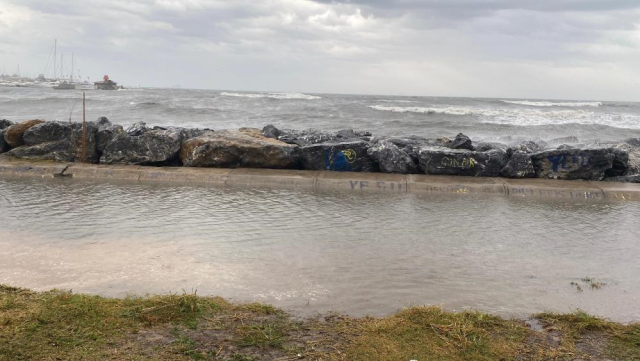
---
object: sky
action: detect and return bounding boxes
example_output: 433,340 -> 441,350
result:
1,0 -> 639,101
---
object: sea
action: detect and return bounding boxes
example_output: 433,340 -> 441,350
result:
1,87 -> 639,144
2,87 -> 640,321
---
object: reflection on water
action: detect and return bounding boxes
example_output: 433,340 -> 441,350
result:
1,177 -> 639,322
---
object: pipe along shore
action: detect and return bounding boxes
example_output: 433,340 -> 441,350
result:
2,160 -> 640,201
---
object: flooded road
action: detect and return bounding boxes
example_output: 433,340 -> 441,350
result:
1,177 -> 639,322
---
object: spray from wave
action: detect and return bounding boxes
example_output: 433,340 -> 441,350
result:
369,105 -> 473,115
500,100 -> 602,107
369,105 -> 640,129
220,92 -> 321,100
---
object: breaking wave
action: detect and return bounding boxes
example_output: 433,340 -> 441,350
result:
369,105 -> 640,130
369,105 -> 473,115
220,92 -> 321,100
379,99 -> 415,103
500,100 -> 602,107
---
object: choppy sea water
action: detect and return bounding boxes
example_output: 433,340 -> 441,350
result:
1,177 -> 639,322
1,87 -> 640,143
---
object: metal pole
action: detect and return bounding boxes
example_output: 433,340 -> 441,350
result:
82,92 -> 86,163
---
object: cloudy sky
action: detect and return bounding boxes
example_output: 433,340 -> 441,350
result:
1,0 -> 639,101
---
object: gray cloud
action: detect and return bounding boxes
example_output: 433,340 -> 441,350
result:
1,0 -> 639,101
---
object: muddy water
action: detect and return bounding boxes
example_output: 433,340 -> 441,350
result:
1,177 -> 639,322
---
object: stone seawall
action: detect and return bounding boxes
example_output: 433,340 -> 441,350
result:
1,118 -> 640,184
2,160 -> 639,201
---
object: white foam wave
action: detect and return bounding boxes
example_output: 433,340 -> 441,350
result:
220,92 -> 321,100
501,100 -> 602,107
379,99 -> 415,103
369,105 -> 640,130
369,105 -> 473,115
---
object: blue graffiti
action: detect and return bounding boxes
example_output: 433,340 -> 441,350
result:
548,153 -> 592,172
325,150 -> 351,171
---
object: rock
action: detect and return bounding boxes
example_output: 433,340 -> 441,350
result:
180,128 -> 300,169
372,136 -> 446,164
511,140 -> 547,154
548,136 -> 579,145
180,127 -> 214,140
3,121 -> 99,162
0,119 -> 14,130
300,140 -> 378,172
0,130 -> 8,153
449,133 -> 474,150
3,119 -> 45,148
604,174 -> 640,183
23,121 -> 72,146
608,142 -> 640,176
475,142 -> 508,152
100,127 -> 183,165
336,129 -> 372,141
125,121 -> 149,136
275,128 -> 372,146
530,148 -> 623,180
93,117 -> 124,154
277,129 -> 340,146
501,152 -> 536,178
262,124 -> 281,139
367,139 -> 418,174
418,147 -> 509,177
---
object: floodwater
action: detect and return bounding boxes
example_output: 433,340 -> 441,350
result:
1,177 -> 639,323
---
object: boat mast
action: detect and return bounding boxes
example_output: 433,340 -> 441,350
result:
53,39 -> 57,79
61,54 -> 64,80
71,53 -> 74,82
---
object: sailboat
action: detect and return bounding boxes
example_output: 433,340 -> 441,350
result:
53,52 -> 76,90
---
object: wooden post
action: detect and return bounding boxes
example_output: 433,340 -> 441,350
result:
82,92 -> 86,163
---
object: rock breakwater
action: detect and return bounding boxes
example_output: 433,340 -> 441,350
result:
1,118 -> 639,182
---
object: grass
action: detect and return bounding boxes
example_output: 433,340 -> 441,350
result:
1,284 -> 639,360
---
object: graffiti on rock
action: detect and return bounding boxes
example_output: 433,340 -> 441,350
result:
441,157 -> 477,168
325,149 -> 356,171
547,154 -> 594,172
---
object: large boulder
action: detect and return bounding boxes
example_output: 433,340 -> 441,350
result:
100,127 -> 183,165
262,124 -> 281,139
530,148 -> 625,180
180,128 -> 300,168
23,121 -> 72,145
511,140 -> 548,154
0,119 -> 14,130
276,128 -> 339,146
126,121 -> 149,136
2,121 -> 99,162
93,117 -> 124,154
449,133 -> 474,150
336,129 -> 372,141
474,142 -> 508,152
500,152 -> 536,178
367,139 -> 418,174
3,119 -> 45,148
418,147 -> 509,177
300,140 -> 378,172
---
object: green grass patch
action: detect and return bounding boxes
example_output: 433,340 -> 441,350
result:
1,284 -> 639,360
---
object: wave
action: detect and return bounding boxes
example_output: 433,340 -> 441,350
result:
369,105 -> 473,115
220,92 -> 321,100
369,105 -> 640,130
379,99 -> 415,103
500,100 -> 602,107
